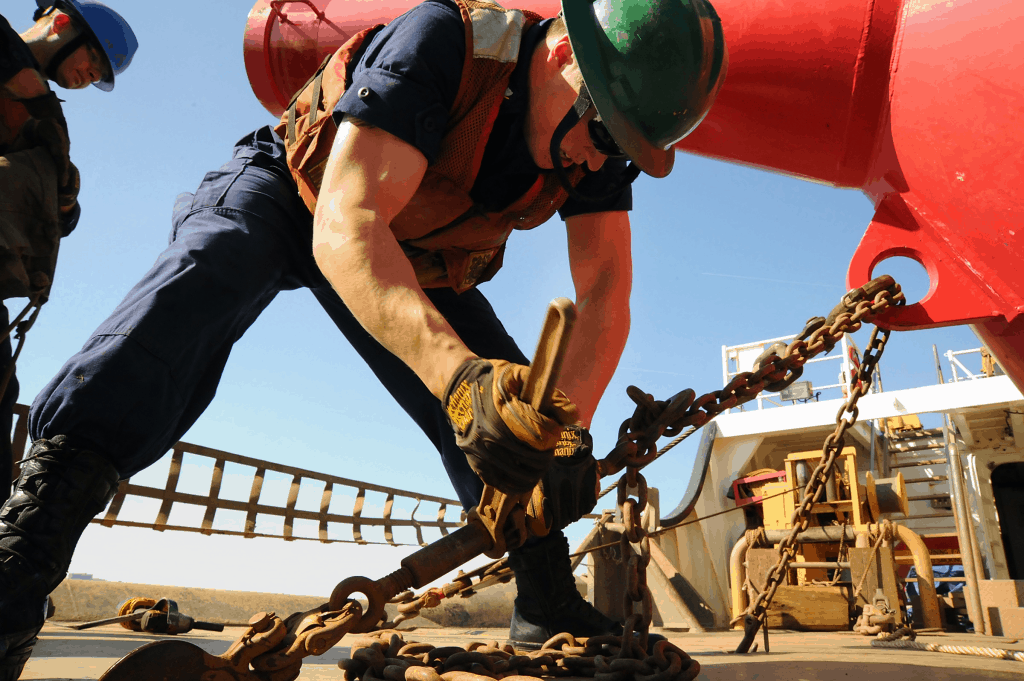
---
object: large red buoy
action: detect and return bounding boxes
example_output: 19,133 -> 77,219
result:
244,0 -> 561,117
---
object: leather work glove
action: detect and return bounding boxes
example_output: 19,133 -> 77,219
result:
531,425 -> 600,531
58,161 -> 81,236
18,92 -> 72,187
443,358 -> 578,494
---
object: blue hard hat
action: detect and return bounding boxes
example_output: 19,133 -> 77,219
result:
37,0 -> 138,91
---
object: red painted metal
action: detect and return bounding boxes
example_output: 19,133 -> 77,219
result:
731,470 -> 787,509
245,0 -> 347,117
244,0 -> 561,117
677,0 -> 906,189
243,0 -> 1024,389
676,0 -> 1024,390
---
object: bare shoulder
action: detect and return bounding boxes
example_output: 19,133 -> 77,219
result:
317,114 -> 428,221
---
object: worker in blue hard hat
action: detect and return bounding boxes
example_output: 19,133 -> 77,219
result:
0,0 -> 137,605
28,0 -> 137,91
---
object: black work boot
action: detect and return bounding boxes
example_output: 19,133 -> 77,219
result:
0,436 -> 120,680
507,529 -> 632,650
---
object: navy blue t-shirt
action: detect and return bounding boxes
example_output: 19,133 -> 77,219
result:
0,14 -> 40,86
240,0 -> 630,219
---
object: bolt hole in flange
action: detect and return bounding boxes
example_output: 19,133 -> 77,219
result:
871,255 -> 931,306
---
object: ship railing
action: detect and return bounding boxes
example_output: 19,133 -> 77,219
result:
721,332 -> 878,412
944,347 -> 1003,382
8,404 -> 466,548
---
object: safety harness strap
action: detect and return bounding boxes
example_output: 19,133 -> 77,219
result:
44,33 -> 90,83
549,86 -> 640,203
286,54 -> 334,145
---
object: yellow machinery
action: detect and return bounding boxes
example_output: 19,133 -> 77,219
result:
730,447 -> 941,633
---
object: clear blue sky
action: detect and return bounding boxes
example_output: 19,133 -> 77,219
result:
8,0 -> 981,596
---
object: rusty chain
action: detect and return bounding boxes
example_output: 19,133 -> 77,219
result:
202,275 -> 903,679
616,469 -> 655,657
338,623 -> 700,681
349,276 -> 905,631
606,464 -> 703,680
598,276 -> 903,479
733,285 -> 903,653
342,276 -> 904,668
384,557 -> 514,629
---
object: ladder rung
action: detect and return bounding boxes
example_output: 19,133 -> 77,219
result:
890,428 -> 945,438
889,441 -> 946,453
903,476 -> 948,484
908,493 -> 952,501
902,512 -> 955,519
896,553 -> 962,564
891,458 -> 948,468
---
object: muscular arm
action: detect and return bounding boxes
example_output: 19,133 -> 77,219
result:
312,118 -> 476,398
558,210 -> 633,426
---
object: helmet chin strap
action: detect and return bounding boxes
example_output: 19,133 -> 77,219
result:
44,32 -> 90,85
549,86 -> 641,203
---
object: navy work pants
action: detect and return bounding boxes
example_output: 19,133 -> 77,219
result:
28,145 -> 528,509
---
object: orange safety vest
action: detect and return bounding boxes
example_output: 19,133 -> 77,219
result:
277,0 -> 585,293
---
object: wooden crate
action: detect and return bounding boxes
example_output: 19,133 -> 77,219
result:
765,585 -> 850,631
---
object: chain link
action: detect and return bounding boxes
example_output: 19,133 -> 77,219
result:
734,290 -> 901,653
348,277 -> 904,655
338,628 -> 702,681
616,469 -> 656,659
383,558 -> 515,629
599,277 -> 904,479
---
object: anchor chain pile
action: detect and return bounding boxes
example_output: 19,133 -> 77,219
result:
339,629 -> 699,681
336,423 -> 700,681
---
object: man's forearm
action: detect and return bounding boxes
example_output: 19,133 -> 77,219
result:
311,120 -> 476,399
557,293 -> 630,427
312,208 -> 475,399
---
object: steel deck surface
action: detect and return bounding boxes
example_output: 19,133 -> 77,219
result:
21,623 -> 1024,680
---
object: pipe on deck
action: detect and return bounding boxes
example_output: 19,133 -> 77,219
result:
729,533 -> 749,626
888,523 -> 941,630
729,524 -> 941,630
946,439 -> 987,634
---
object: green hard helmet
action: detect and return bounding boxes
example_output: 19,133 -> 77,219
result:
563,0 -> 728,178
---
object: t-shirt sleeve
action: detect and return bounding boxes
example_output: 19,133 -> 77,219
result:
335,0 -> 466,164
0,15 -> 40,86
558,157 -> 634,219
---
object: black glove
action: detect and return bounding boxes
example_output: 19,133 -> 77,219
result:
58,161 -> 80,236
443,358 -> 578,494
532,425 -> 600,531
